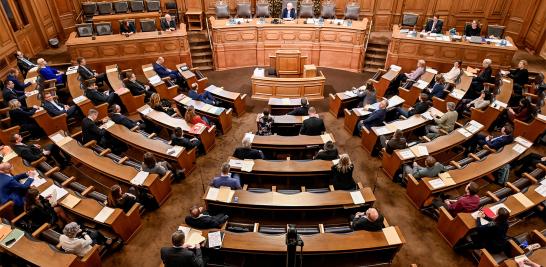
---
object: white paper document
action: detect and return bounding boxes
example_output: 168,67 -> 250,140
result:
166,146 -> 183,156
350,191 -> 365,204
94,206 -> 115,223
457,128 -> 472,138
73,95 -> 87,104
514,137 -> 532,148
130,171 -> 149,186
390,65 -> 401,71
535,184 -> 546,197
399,149 -> 414,160
241,160 -> 254,172
205,187 -> 219,201
512,144 -> 526,154
428,178 -> 445,189
374,126 -> 389,136
421,112 -> 433,121
320,134 -> 333,143
244,133 -> 255,143
40,184 -> 68,204
208,231 -> 223,248
228,159 -> 243,168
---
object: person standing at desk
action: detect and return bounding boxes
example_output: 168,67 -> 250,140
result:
161,14 -> 177,31
465,20 -> 481,37
424,15 -> 443,34
282,2 -> 296,20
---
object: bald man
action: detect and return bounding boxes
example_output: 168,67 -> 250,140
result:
152,57 -> 182,85
351,208 -> 385,231
0,162 -> 35,211
37,58 -> 65,85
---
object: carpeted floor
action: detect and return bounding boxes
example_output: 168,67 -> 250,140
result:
99,66 -> 546,267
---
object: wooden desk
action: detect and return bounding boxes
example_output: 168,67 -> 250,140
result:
91,12 -> 161,33
432,71 -> 473,112
104,122 -> 197,175
142,64 -> 179,100
248,133 -> 334,159
398,68 -> 437,107
256,114 -> 305,136
514,113 -> 546,143
387,25 -> 517,73
66,67 -> 109,119
173,94 -> 232,134
328,90 -> 362,118
205,85 -> 246,116
503,249 -> 546,267
137,105 -> 216,153
381,121 -> 485,179
373,67 -> 401,98
229,158 -> 333,188
175,64 -> 208,92
105,64 -> 145,114
66,24 -> 191,75
268,97 -> 303,115
210,18 -> 369,72
407,141 -> 531,208
251,71 -> 325,100
343,95 -> 405,135
49,134 -> 171,205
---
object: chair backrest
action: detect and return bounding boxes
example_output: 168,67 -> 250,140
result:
344,3 -> 359,20
140,19 -> 156,32
97,2 -> 113,15
237,2 -> 252,18
146,0 -> 160,12
82,2 -> 97,15
95,22 -> 112,36
487,25 -> 505,38
114,1 -> 129,13
130,0 -> 144,12
402,13 -> 419,27
255,2 -> 270,18
215,1 -> 229,19
299,3 -> 314,18
76,23 -> 94,37
165,1 -> 177,10
321,2 -> 335,19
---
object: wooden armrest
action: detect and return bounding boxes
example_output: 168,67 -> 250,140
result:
81,186 -> 94,196
44,166 -> 60,177
71,130 -> 82,138
253,223 -> 259,232
271,186 -> 277,192
118,156 -> 129,164
483,145 -> 496,153
31,223 -> 51,238
329,185 -> 335,191
523,172 -> 538,184
439,129 -> 448,135
242,184 -> 248,191
44,78 -> 56,84
11,211 -> 27,224
450,161 -> 462,169
160,171 -> 172,182
538,163 -> 546,172
530,230 -> 546,246
486,191 -> 500,202
318,224 -> 325,233
421,135 -> 431,142
130,125 -> 139,131
478,249 -> 498,267
329,94 -> 335,100
300,186 -> 305,192
455,121 -> 463,128
148,132 -> 157,139
468,153 -> 480,161
83,140 -> 96,148
161,77 -> 171,82
506,182 -> 520,193
30,156 -> 47,167
240,94 -> 247,100
0,201 -> 15,217
357,182 -> 364,189
80,244 -> 101,263
121,69 -> 133,74
508,239 -> 525,256
99,148 -> 111,156
61,176 -> 76,187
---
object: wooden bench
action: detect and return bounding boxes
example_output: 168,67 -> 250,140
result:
141,64 -> 179,100
205,85 -> 246,116
343,95 -> 404,135
173,94 -> 232,134
398,68 -> 437,108
470,77 -> 513,130
105,64 -> 145,114
372,66 -> 401,98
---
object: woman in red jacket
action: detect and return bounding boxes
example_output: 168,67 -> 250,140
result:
184,105 -> 210,128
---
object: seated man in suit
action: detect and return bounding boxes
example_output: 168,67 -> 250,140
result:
465,20 -> 481,36
380,129 -> 407,155
469,59 -> 493,98
10,133 -> 70,167
170,127 -> 201,150
6,68 -> 33,92
424,15 -> 443,34
152,57 -> 182,85
3,80 -> 26,107
426,102 -> 457,138
185,205 -> 228,229
282,2 -> 296,20
0,162 -> 35,212
395,93 -> 431,118
211,162 -> 241,190
403,156 -> 446,182
160,230 -> 204,267
467,124 -> 514,153
161,14 -> 176,31
15,51 -> 37,77
351,208 -> 385,232
77,57 -> 107,85
42,91 -> 82,120
125,72 -> 153,101
357,99 -> 388,134
109,104 -> 144,130
300,107 -> 325,136
188,83 -> 217,105
37,58 -> 65,85
431,182 -> 480,216
82,109 -> 127,155
287,98 -> 309,116
386,60 -> 426,96
84,80 -> 119,106
233,136 -> 264,160
314,141 -> 339,160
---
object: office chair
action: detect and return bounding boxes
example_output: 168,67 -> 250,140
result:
76,23 -> 94,37
236,1 -> 252,18
320,1 -> 335,19
140,19 -> 157,32
95,22 -> 113,36
344,2 -> 359,20
146,0 -> 161,12
97,2 -> 113,15
402,13 -> 419,27
255,0 -> 271,18
487,25 -> 505,38
130,0 -> 145,12
299,2 -> 314,19
113,1 -> 129,13
215,0 -> 230,19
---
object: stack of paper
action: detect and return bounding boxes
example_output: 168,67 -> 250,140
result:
398,149 -> 415,160
512,144 -> 526,154
208,231 -> 223,248
470,210 -> 489,225
415,80 -> 429,89
0,228 -> 24,248
241,159 -> 254,172
438,172 -> 455,186
350,191 -> 365,204
344,91 -> 357,97
244,133 -> 255,143
202,104 -> 213,112
40,185 -> 68,204
492,100 -> 508,109
320,134 -> 333,143
179,97 -> 191,105
205,187 -> 219,201
73,95 -> 87,104
177,226 -> 206,245
281,98 -> 291,105
217,186 -> 235,203
382,226 -> 402,245
94,206 -> 115,223
228,159 -> 243,168
166,146 -> 183,156
450,89 -> 465,99
534,184 -> 546,197
209,106 -> 220,114
512,192 -> 533,208
30,177 -> 47,187
100,120 -> 115,129
149,75 -> 162,84
489,203 -> 511,215
465,124 -> 480,134
130,171 -> 149,186
410,145 -> 428,157
141,107 -> 152,115
374,126 -> 389,136
390,65 -> 402,71
207,86 -> 223,94
61,194 -> 81,208
421,112 -> 433,121
429,178 -> 445,189
514,137 -> 532,148
253,68 -> 265,77
457,128 -> 472,138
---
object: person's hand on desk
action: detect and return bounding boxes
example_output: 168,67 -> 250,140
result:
519,259 -> 541,267
485,135 -> 492,141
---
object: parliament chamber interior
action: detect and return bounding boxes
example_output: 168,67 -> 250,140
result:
1,0 -> 546,266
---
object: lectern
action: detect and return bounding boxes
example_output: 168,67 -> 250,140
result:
269,50 -> 307,78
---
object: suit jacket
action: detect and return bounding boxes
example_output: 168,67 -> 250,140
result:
160,247 -> 204,267
110,113 -> 137,129
425,20 -> 443,33
211,175 -> 241,189
487,134 -> 513,150
152,63 -> 176,78
508,68 -> 529,86
85,89 -> 111,105
281,8 -> 296,19
300,117 -> 325,136
362,108 -> 387,130
185,213 -> 228,229
385,138 -> 407,154
188,90 -> 206,102
475,67 -> 493,84
434,110 -> 458,132
465,25 -> 481,36
77,65 -> 95,81
17,57 -> 36,75
315,148 -> 339,160
3,88 -> 25,105
43,100 -> 67,116
12,143 -> 44,163
0,172 -> 33,207
6,74 -> 31,92
287,106 -> 309,116
357,90 -> 377,107
430,83 -> 446,98
161,19 -> 176,31
352,214 -> 385,231
408,101 -> 431,117
120,22 -> 136,33
9,108 -> 37,126
126,80 -> 147,96
82,117 -> 105,144
39,66 -> 62,84
232,147 -> 264,160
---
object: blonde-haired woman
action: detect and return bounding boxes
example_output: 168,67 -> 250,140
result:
331,154 -> 356,190
8,99 -> 44,140
184,105 -> 211,129
148,93 -> 176,116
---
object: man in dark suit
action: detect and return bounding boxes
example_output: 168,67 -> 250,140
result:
351,208 -> 385,231
42,91 -> 81,120
468,124 -> 514,153
82,109 -> 127,154
314,141 -> 339,160
0,162 -> 34,212
185,205 -> 228,229
281,2 -> 296,19
15,51 -> 37,77
287,98 -> 309,116
232,136 -> 264,159
160,230 -> 204,267
300,107 -> 325,136
357,99 -> 388,133
424,15 -> 443,34
152,57 -> 182,85
6,68 -> 33,92
465,20 -> 481,36
84,81 -> 118,106
10,133 -> 69,167
125,72 -> 153,101
469,58 -> 493,98
109,104 -> 143,130
77,57 -> 107,85
3,80 -> 26,106
161,14 -> 176,31
189,83 -> 217,105
395,93 -> 431,118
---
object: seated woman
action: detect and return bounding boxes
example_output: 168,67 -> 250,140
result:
507,98 -> 536,123
456,90 -> 492,117
454,207 -> 510,254
184,105 -> 211,129
20,188 -> 69,231
256,109 -> 274,136
331,154 -> 356,190
357,82 -> 377,108
59,222 -> 108,257
508,60 -> 529,95
429,75 -> 448,99
8,99 -> 45,141
106,184 -> 139,213
148,93 -> 176,116
120,20 -> 135,35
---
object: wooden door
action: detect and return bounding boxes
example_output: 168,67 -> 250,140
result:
523,0 -> 546,53
504,0 -> 537,45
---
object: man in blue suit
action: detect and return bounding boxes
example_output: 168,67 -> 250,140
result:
152,57 -> 182,86
37,58 -> 65,85
0,162 -> 34,212
188,83 -> 216,105
468,124 -> 514,153
357,99 -> 388,135
281,2 -> 296,19
6,68 -> 33,92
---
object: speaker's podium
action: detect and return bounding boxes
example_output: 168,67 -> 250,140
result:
252,49 -> 325,100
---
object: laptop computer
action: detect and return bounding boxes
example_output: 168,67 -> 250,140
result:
469,36 -> 483,44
